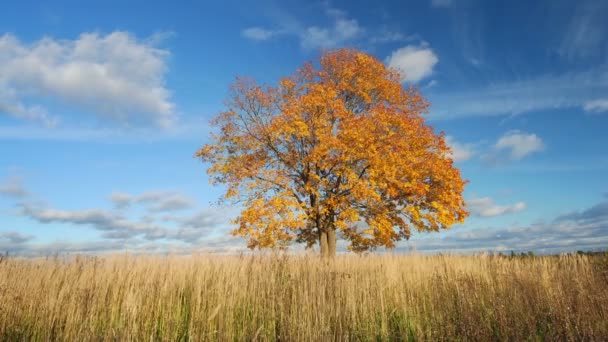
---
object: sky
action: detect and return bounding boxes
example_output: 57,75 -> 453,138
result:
1,0 -> 607,256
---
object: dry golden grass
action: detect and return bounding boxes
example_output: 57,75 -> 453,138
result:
1,253 -> 607,341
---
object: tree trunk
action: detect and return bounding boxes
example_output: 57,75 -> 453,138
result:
319,231 -> 328,258
327,228 -> 336,258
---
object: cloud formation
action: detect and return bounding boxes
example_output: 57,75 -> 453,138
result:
300,17 -> 363,50
20,199 -> 229,243
0,176 -> 28,198
494,131 -> 544,160
583,99 -> 608,113
0,231 -> 35,254
242,4 -> 365,50
241,4 -> 424,52
0,231 -> 33,244
409,197 -> 608,254
110,191 -> 195,212
429,68 -> 608,119
558,0 -> 608,60
8,197 -> 608,256
20,204 -> 167,240
368,30 -> 410,45
0,235 -> 248,256
0,32 -> 175,127
445,136 -> 475,162
386,45 -> 438,83
468,197 -> 526,217
242,27 -> 277,41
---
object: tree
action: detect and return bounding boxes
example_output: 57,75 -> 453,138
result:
196,49 -> 468,258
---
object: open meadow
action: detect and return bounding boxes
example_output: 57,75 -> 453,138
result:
1,253 -> 607,341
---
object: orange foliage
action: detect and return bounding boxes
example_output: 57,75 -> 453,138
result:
196,49 -> 468,253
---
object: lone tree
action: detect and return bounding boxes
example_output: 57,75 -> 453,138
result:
196,49 -> 468,257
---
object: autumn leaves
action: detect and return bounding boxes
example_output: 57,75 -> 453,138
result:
197,49 -> 468,257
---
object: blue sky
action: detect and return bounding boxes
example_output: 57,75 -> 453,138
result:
1,0 -> 607,255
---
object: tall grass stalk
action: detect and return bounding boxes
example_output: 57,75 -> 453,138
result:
1,253 -> 607,340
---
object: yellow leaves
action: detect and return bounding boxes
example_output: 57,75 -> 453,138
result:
198,48 -> 469,253
194,144 -> 213,160
279,78 -> 295,92
291,119 -> 310,137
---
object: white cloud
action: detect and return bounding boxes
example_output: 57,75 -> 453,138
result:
110,190 -> 195,212
242,27 -> 277,41
445,136 -> 475,162
558,0 -> 608,60
242,4 -> 366,51
20,200 -> 221,242
424,80 -> 438,89
0,180 -> 252,254
468,197 -> 526,217
0,97 -> 56,127
431,0 -> 453,8
110,192 -> 132,209
299,2 -> 363,50
369,31 -> 409,44
583,99 -> 608,113
1,235 -> 248,256
0,117 -> 211,142
301,18 -> 362,50
495,131 -> 544,160
5,175 -> 608,255
429,68 -> 608,120
0,32 -> 175,127
0,231 -> 33,244
407,197 -> 608,254
137,191 -> 195,212
386,45 -> 438,83
20,204 -> 164,240
0,176 -> 27,198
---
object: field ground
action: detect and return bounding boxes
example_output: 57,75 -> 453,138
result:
1,253 -> 607,341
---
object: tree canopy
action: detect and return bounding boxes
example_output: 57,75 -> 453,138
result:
196,49 -> 468,257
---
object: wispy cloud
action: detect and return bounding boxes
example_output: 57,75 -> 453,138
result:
3,181 -> 608,255
368,30 -> 411,45
0,176 -> 28,198
111,191 -> 195,212
445,136 -> 475,162
0,231 -> 33,244
556,197 -> 608,224
386,44 -> 439,83
0,231 -> 35,254
20,200 -> 229,243
0,32 -> 175,128
468,197 -> 526,218
20,203 -> 167,240
443,131 -> 545,166
242,27 -> 278,41
0,117 -> 210,142
450,5 -> 484,65
0,181 -> 243,255
243,4 -> 368,51
558,0 -> 608,60
408,197 -> 608,254
494,131 -> 544,160
3,179 -> 232,245
110,192 -> 132,209
429,68 -> 608,119
481,131 -> 545,165
243,4 -> 426,52
583,98 -> 608,113
0,235 -> 248,256
300,17 -> 363,50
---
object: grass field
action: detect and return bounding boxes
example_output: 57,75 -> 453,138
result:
1,253 -> 607,341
